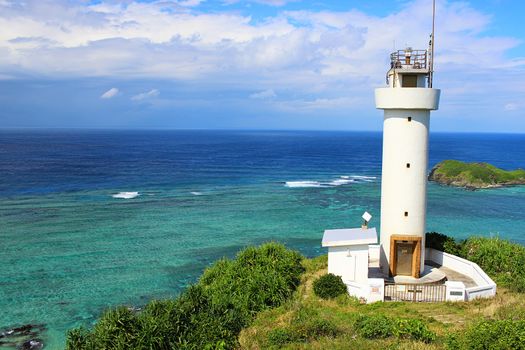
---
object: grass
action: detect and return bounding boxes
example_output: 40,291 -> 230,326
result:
239,254 -> 525,349
429,159 -> 525,189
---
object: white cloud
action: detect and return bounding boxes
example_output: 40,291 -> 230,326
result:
100,87 -> 119,99
250,89 -> 276,99
223,0 -> 297,6
0,0 -> 524,123
504,103 -> 519,111
131,89 -> 160,101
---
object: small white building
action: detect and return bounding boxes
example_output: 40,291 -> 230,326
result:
322,227 -> 377,283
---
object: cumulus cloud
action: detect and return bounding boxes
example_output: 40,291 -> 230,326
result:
250,89 -> 276,99
131,89 -> 160,101
504,103 -> 519,111
223,0 -> 298,6
100,87 -> 119,99
0,0 -> 524,122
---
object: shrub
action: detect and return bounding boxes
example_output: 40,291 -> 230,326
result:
354,314 -> 395,339
395,318 -> 436,343
66,242 -> 305,350
462,237 -> 525,292
313,273 -> 347,299
354,314 -> 435,343
267,328 -> 300,347
447,319 -> 525,350
301,319 -> 339,338
425,232 -> 464,255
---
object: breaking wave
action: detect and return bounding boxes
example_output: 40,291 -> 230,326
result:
284,175 -> 377,188
190,191 -> 203,196
285,181 -> 323,188
112,191 -> 140,199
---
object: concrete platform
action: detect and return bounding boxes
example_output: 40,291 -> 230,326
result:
367,258 -> 478,287
389,265 -> 446,284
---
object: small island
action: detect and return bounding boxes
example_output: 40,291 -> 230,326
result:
429,159 -> 525,189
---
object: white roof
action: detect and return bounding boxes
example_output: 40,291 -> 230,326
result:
322,227 -> 378,247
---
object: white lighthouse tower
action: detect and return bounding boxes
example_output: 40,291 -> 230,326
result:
375,46 -> 440,277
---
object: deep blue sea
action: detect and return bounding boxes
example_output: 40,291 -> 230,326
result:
1,130 -> 524,349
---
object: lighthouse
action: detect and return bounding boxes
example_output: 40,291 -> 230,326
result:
375,47 -> 440,278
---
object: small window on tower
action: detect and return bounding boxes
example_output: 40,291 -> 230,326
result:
404,211 -> 409,217
408,117 -> 412,122
406,163 -> 411,168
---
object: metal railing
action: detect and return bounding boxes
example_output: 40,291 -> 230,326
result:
384,282 -> 446,302
390,49 -> 428,69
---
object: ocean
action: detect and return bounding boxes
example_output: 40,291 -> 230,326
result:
1,130 -> 524,349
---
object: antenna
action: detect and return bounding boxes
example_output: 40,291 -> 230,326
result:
429,0 -> 436,87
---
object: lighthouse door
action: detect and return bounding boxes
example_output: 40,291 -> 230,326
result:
396,242 -> 415,276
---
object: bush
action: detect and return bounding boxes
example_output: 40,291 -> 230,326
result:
447,319 -> 525,350
313,273 -> 347,299
425,232 -> 464,255
354,314 -> 395,339
462,237 -> 525,292
395,318 -> 436,343
66,242 -> 305,350
267,328 -> 300,347
266,316 -> 339,346
354,314 -> 435,343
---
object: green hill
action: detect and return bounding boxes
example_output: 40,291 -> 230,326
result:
62,236 -> 525,350
428,160 -> 525,189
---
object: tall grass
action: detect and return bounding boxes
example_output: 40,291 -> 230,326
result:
66,242 -> 304,349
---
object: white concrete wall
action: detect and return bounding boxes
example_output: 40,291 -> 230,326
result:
445,281 -> 466,302
426,248 -> 497,300
328,245 -> 369,283
345,278 -> 385,303
375,88 -> 440,110
379,109 -> 430,275
368,244 -> 380,262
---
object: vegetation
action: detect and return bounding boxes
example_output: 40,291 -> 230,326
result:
66,235 -> 525,349
425,232 -> 463,256
313,273 -> 348,299
354,314 -> 435,343
65,242 -> 304,349
241,236 -> 525,349
447,319 -> 525,350
428,159 -> 525,189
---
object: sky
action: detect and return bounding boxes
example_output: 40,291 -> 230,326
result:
0,0 -> 524,132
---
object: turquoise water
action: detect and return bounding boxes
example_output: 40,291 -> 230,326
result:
0,130 -> 524,349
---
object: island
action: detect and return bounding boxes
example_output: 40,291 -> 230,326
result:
428,159 -> 525,189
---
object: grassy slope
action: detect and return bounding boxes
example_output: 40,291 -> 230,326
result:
239,255 -> 525,349
429,160 -> 525,189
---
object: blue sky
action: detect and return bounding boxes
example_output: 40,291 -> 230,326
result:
0,0 -> 524,132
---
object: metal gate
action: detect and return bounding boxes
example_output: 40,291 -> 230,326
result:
384,283 -> 446,302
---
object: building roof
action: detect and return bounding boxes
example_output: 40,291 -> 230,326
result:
322,227 -> 378,247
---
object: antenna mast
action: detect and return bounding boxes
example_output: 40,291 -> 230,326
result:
429,0 -> 436,87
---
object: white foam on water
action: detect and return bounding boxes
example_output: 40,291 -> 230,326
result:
350,175 -> 377,180
327,178 -> 355,186
285,181 -> 322,188
190,191 -> 203,196
112,191 -> 140,199
285,175 -> 377,188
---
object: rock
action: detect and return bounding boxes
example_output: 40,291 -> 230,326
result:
20,339 -> 43,350
0,324 -> 45,349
